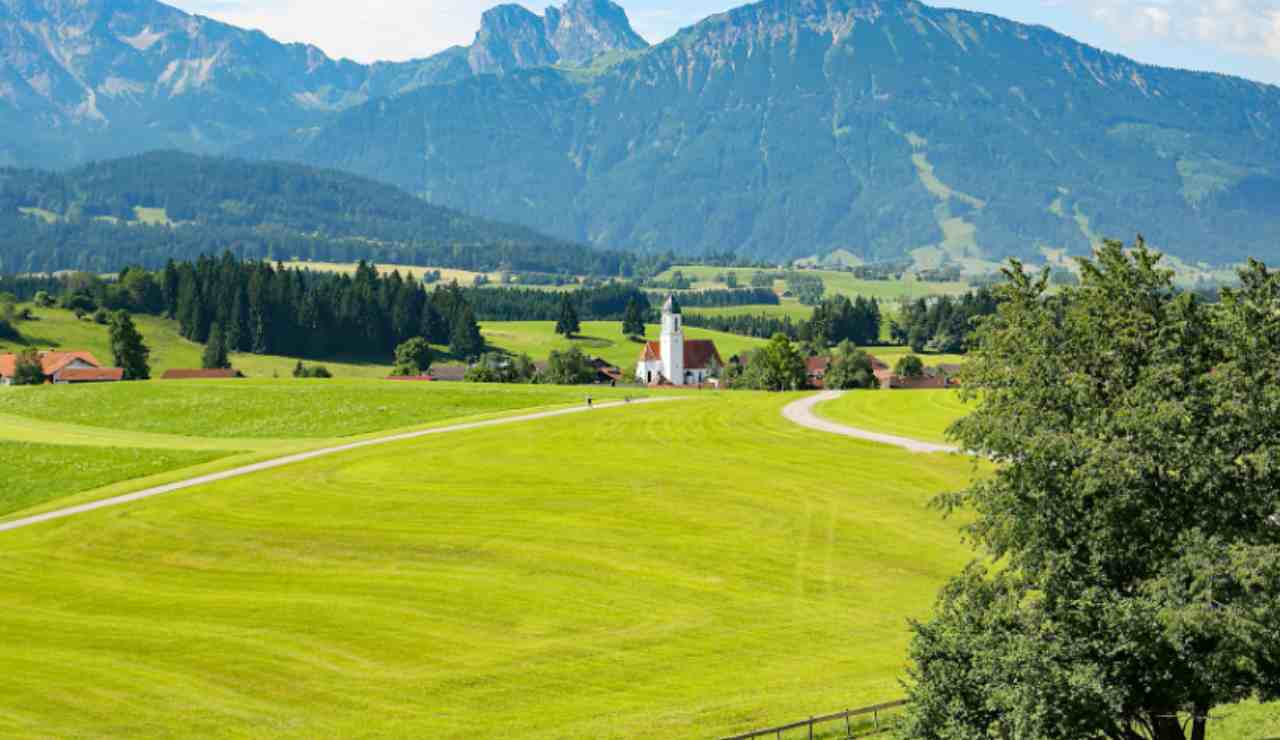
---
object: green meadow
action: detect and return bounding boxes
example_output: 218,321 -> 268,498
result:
479,320 -> 767,367
815,390 -> 972,444
0,392 -> 978,738
657,265 -> 970,301
0,380 -> 1274,736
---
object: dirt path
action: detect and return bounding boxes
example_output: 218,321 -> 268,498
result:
0,398 -> 674,535
782,391 -> 960,454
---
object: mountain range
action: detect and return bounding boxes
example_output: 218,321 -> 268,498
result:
3,0 -> 1280,269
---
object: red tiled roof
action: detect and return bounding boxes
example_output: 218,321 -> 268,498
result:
0,350 -> 102,378
806,357 -> 830,374
58,367 -> 124,383
638,340 -> 723,370
866,354 -> 890,371
160,369 -> 244,380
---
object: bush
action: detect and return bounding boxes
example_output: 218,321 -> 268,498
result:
93,308 -> 111,325
292,361 -> 332,378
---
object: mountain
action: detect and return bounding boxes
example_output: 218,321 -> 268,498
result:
0,151 -> 634,275
0,0 -> 645,167
263,0 -> 1280,268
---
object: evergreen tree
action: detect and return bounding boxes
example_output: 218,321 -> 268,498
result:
622,297 -> 646,338
109,310 -> 150,380
555,294 -> 580,337
201,322 -> 231,369
449,303 -> 484,360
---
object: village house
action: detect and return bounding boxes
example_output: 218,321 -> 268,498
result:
0,351 -> 123,386
635,295 -> 724,386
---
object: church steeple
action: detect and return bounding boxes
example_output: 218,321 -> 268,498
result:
660,293 -> 684,383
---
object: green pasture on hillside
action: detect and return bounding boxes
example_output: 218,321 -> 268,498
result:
657,265 -> 970,301
815,390 -> 972,444
685,301 -> 814,321
479,320 -> 768,368
0,393 -> 978,738
1,306 -> 392,378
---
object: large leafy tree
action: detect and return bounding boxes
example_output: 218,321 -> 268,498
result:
393,337 -> 433,377
11,348 -> 45,385
737,333 -> 807,391
903,240 -> 1280,740
823,341 -> 877,390
109,310 -> 151,380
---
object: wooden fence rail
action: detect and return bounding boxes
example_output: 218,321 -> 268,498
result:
719,699 -> 908,740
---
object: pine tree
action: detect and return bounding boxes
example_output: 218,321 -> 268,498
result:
202,322 -> 231,369
449,303 -> 484,360
555,294 -> 580,337
622,297 -> 646,338
109,310 -> 151,380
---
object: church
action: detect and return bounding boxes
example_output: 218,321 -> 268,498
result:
635,295 -> 724,386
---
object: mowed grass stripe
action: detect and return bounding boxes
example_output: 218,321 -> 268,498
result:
0,394 -> 976,738
814,390 -> 972,445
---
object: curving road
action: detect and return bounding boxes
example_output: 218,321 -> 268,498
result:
782,391 -> 960,454
0,398 -> 675,535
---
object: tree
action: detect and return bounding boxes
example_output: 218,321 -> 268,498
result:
449,303 -> 484,361
201,322 -> 231,370
543,346 -> 596,385
894,354 -> 924,378
109,310 -> 151,380
393,337 -> 433,376
622,297 -> 646,339
903,240 -> 1280,740
11,349 -> 45,385
555,294 -> 580,337
736,334 -> 806,391
32,291 -> 53,308
823,341 -> 877,389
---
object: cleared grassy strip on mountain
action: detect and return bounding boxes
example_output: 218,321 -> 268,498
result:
814,390 -> 971,445
479,320 -> 768,368
0,379 -> 648,440
0,440 -> 228,517
1,306 -> 392,378
0,393 -> 976,738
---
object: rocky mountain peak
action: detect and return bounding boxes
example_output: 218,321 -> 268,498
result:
468,0 -> 647,75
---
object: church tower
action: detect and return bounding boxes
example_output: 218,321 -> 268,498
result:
660,294 -> 685,385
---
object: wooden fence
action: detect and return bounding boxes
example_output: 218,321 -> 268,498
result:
719,700 -> 908,740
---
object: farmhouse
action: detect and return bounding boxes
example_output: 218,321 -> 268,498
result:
635,295 -> 723,386
0,351 -> 122,385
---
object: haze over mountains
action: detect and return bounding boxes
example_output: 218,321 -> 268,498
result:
2,0 -> 1279,269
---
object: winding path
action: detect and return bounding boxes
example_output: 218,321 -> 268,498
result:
782,391 -> 960,454
0,398 -> 674,535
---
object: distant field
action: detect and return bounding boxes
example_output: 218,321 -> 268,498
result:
284,260 -> 579,291
1,306 -> 392,378
0,393 -> 978,738
480,320 -> 768,368
685,301 -> 813,321
815,389 -> 971,444
657,265 -> 970,301
0,379 -> 643,440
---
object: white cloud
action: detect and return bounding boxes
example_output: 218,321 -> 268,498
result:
171,0 -> 527,62
1055,0 -> 1280,60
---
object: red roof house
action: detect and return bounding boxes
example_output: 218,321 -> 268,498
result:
0,351 -> 117,385
57,367 -> 126,383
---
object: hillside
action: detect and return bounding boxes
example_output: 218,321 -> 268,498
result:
0,0 -> 645,167
0,152 -> 628,275
270,0 -> 1280,268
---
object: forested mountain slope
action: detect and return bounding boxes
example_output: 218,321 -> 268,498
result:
269,0 -> 1280,266
0,0 -> 645,166
0,152 -> 629,275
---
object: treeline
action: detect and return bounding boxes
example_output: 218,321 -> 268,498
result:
461,283 -> 652,321
891,290 -> 1000,353
684,295 -> 883,347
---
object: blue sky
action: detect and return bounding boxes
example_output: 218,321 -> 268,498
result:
173,0 -> 1280,85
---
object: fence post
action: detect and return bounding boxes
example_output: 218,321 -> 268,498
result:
874,710 -> 879,730
809,716 -> 814,740
845,709 -> 852,738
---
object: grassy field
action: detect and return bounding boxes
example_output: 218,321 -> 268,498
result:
685,301 -> 814,321
480,320 -> 768,368
815,390 -> 972,444
0,392 -> 979,738
657,265 -> 970,301
0,379 -> 647,440
1,306 -> 392,378
0,440 -> 228,516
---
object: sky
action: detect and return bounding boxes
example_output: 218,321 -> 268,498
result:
171,0 -> 1280,86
